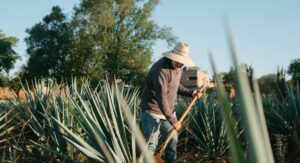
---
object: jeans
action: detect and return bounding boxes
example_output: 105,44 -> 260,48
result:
140,110 -> 178,161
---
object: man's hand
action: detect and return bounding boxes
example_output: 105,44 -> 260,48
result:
173,121 -> 181,131
193,88 -> 204,99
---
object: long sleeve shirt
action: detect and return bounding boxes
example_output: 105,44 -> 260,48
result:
140,57 -> 193,125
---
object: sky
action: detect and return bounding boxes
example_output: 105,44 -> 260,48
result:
1,0 -> 300,79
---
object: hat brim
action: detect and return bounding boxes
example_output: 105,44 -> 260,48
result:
162,51 -> 195,66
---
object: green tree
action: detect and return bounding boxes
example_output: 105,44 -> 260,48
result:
257,73 -> 277,95
222,67 -> 235,86
220,67 -> 235,99
23,6 -> 73,80
71,0 -> 177,85
220,64 -> 254,98
287,58 -> 300,87
0,30 -> 20,76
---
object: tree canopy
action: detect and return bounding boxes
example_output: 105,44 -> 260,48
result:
0,30 -> 20,75
287,58 -> 300,86
23,0 -> 177,86
71,0 -> 177,85
23,6 -> 73,80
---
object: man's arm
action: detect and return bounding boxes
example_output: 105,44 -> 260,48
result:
178,84 -> 204,99
177,84 -> 194,97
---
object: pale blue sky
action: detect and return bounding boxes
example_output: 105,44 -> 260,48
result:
1,0 -> 299,79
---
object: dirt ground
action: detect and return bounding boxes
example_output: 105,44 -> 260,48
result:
177,148 -> 232,163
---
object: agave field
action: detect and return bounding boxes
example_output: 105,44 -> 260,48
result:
1,33 -> 300,163
0,72 -> 300,163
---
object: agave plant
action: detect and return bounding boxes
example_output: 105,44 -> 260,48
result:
172,89 -> 242,163
52,79 -> 154,163
263,83 -> 300,162
0,102 -> 15,145
197,20 -> 275,163
186,91 -> 242,161
11,79 -> 77,162
0,101 -> 21,162
8,78 -> 154,162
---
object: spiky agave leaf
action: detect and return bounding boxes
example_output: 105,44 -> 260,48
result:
53,79 -> 154,163
263,83 -> 300,161
224,19 -> 274,163
12,79 -> 75,161
187,93 -> 241,159
209,53 -> 245,163
0,100 -> 27,161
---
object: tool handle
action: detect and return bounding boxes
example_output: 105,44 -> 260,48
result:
178,96 -> 198,123
156,96 -> 198,157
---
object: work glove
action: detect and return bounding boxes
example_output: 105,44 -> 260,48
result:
173,121 -> 181,131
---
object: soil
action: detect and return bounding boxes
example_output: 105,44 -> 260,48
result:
177,148 -> 232,163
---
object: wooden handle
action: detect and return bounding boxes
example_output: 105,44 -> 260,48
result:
155,96 -> 198,157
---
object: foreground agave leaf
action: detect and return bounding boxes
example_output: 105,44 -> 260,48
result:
209,54 -> 245,163
223,20 -> 274,163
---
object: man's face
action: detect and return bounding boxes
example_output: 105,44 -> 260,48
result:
171,60 -> 184,69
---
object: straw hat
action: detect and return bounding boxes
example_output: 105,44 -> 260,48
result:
162,42 -> 195,66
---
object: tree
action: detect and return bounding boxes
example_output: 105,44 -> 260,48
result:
220,67 -> 235,99
220,64 -> 254,99
23,1 -> 177,86
257,73 -> 277,95
71,0 -> 177,85
23,6 -> 73,81
221,67 -> 234,85
0,30 -> 20,76
287,58 -> 300,87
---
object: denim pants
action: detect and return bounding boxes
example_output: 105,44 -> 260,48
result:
140,110 -> 178,161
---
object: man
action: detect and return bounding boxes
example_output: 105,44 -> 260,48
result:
140,42 -> 203,162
